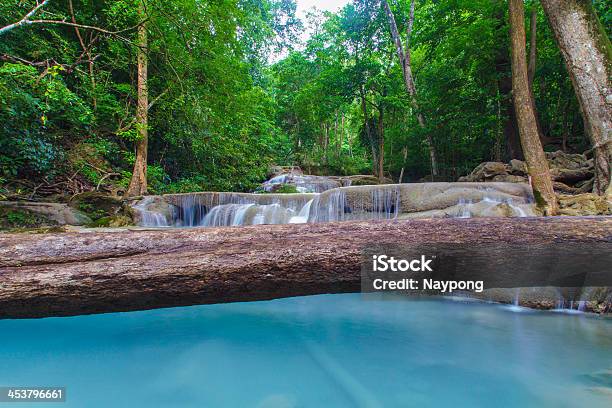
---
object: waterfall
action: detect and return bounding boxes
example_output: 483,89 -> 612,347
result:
457,198 -> 473,218
260,174 -> 342,193
132,182 -> 536,227
132,197 -> 171,227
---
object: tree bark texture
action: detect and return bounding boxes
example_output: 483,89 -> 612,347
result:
126,1 -> 149,197
0,217 -> 610,318
509,0 -> 558,215
528,4 -> 538,87
541,0 -> 612,198
494,2 -> 523,160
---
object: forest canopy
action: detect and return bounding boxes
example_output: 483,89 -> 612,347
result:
0,0 -> 610,197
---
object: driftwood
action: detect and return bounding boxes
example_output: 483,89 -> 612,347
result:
0,217 -> 610,318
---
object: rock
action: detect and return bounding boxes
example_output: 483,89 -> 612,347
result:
0,201 -> 91,227
509,159 -> 527,175
69,191 -> 124,215
558,193 -> 611,216
267,165 -> 303,178
461,151 -> 597,194
90,215 -> 133,228
340,175 -> 391,186
550,167 -> 594,183
131,196 -> 175,226
460,162 -> 510,182
546,150 -> 589,170
554,181 -> 580,194
492,174 -> 527,183
69,191 -> 134,226
396,182 -> 533,214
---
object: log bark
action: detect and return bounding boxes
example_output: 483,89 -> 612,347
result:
509,0 -> 558,215
540,0 -> 612,198
0,217 -> 610,319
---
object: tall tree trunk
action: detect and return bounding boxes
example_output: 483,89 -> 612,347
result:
398,146 -> 408,183
494,1 -> 523,160
126,1 -> 148,197
528,4 -> 537,87
360,87 -> 378,177
540,0 -> 612,198
383,0 -> 438,177
509,0 -> 558,215
377,105 -> 385,181
526,2 -> 547,147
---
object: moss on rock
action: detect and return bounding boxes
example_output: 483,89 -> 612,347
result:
0,207 -> 57,230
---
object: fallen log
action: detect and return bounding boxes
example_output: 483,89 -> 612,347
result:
0,217 -> 610,318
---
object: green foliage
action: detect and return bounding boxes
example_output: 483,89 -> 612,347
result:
0,0 -> 609,197
0,207 -> 54,229
0,63 -> 91,177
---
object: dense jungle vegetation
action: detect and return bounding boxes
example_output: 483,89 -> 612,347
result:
0,0 -> 610,198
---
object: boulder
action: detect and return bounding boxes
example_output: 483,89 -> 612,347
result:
546,150 -> 589,170
459,162 -> 510,182
460,151 -> 597,195
340,175 -> 391,186
509,159 -> 527,175
69,191 -> 134,225
0,201 -> 91,227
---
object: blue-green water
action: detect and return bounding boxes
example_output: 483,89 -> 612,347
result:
0,294 -> 610,407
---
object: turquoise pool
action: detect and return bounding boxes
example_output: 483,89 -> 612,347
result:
0,294 -> 610,407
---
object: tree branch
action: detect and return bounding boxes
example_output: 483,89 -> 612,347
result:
405,0 -> 416,64
0,0 -> 50,35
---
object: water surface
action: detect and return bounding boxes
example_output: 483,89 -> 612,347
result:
0,294 -> 610,407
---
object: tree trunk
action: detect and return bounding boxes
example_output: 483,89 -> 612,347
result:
509,0 -> 558,215
494,1 -> 523,160
360,87 -> 378,177
383,0 -> 438,177
526,3 -> 547,147
126,1 -> 149,197
399,146 -> 408,183
528,4 -> 537,87
377,105 -> 385,181
541,0 -> 612,198
0,217 -> 609,318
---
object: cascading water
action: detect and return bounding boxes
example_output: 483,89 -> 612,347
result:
131,197 -> 171,227
259,174 -> 342,193
132,182 -> 536,227
457,198 -> 473,218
